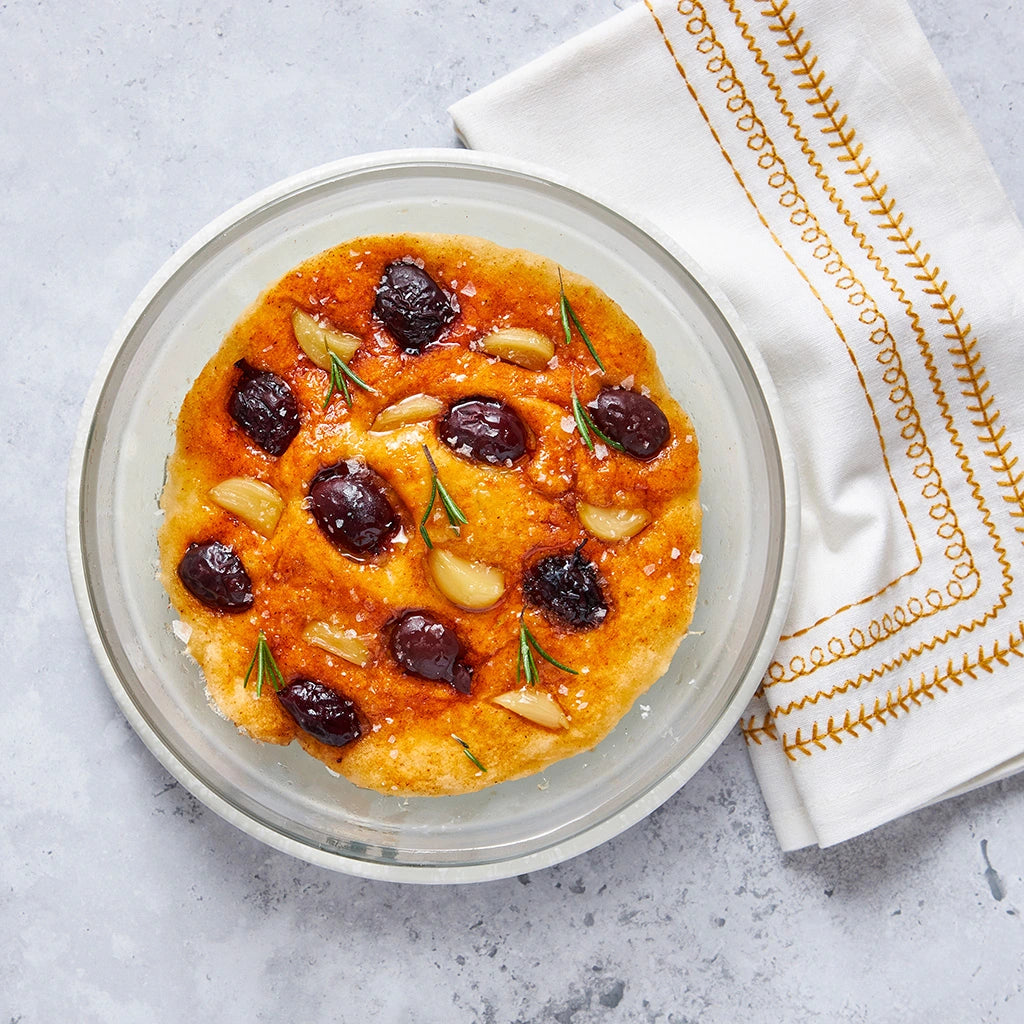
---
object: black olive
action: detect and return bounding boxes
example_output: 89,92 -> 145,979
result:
439,396 -> 528,466
388,609 -> 473,694
372,260 -> 457,352
308,461 -> 401,557
590,388 -> 670,460
523,546 -> 607,630
228,359 -> 301,456
177,540 -> 254,613
277,678 -> 363,747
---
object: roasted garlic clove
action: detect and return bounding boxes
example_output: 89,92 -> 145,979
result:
292,308 -> 361,370
302,620 -> 371,668
480,327 -> 555,370
208,477 -> 285,536
492,688 -> 569,729
370,393 -> 444,432
427,548 -> 506,610
577,502 -> 651,541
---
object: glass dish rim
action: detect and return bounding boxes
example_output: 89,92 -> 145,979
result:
65,148 -> 800,884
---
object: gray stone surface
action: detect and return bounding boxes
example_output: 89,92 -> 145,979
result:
3,1 -> 1023,1021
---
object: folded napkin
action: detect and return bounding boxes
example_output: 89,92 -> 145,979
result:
451,0 -> 1024,849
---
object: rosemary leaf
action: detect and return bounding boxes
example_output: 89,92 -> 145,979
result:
567,303 -> 605,373
243,631 -> 284,698
516,612 -> 577,685
558,269 -> 606,372
581,402 -> 626,453
420,445 -> 468,546
323,350 -> 373,409
419,477 -> 438,549
558,270 -> 573,347
243,642 -> 260,688
571,382 -> 596,452
571,380 -> 626,454
525,626 -> 578,675
517,619 -> 539,686
435,476 -> 469,528
452,734 -> 487,773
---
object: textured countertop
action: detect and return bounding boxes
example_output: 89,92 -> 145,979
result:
4,1 -> 1023,1021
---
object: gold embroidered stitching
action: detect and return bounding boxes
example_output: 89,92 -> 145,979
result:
645,0 -> 1020,756
650,1 -> 989,688
756,0 -> 1024,538
777,622 -> 1024,760
740,712 -> 778,745
730,0 -> 1016,692
744,621 -> 1024,753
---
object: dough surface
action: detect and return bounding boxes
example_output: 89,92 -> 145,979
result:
158,233 -> 701,795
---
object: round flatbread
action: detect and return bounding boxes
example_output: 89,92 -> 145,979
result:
158,233 -> 701,796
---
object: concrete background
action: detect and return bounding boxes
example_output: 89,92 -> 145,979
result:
3,1 -> 1022,1020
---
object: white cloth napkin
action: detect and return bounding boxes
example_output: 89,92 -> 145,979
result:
450,0 -> 1024,849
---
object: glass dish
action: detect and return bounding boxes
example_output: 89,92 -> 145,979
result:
66,150 -> 798,883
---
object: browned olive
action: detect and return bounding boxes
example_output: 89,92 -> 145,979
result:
523,546 -> 607,630
308,461 -> 401,557
372,260 -> 457,352
589,387 -> 670,460
228,359 -> 301,456
388,609 -> 473,694
277,678 -> 362,747
439,396 -> 528,466
177,540 -> 254,613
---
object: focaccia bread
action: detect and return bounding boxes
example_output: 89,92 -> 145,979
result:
158,233 -> 701,796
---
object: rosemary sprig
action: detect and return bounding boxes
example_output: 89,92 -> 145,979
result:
517,611 -> 578,686
452,734 -> 487,773
322,349 -> 374,409
558,268 -> 606,373
243,631 -> 284,698
571,378 -> 625,454
419,445 -> 469,548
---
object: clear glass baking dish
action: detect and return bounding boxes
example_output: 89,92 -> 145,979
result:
67,150 -> 798,883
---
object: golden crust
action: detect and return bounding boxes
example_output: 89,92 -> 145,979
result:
158,233 -> 700,796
